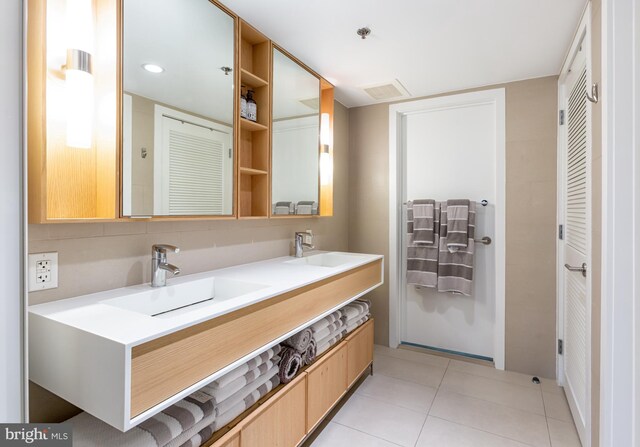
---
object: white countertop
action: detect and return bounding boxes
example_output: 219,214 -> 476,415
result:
29,251 -> 383,348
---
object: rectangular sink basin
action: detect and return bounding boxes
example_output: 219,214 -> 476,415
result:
102,277 -> 268,317
285,252 -> 367,268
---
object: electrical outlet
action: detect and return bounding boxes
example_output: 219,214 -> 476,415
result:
29,252 -> 58,292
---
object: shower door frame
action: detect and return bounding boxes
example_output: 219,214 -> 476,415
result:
388,89 -> 506,370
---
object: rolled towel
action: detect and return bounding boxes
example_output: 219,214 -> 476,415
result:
282,327 -> 312,353
302,338 -> 317,365
208,345 -> 281,390
278,346 -> 302,384
310,311 -> 342,333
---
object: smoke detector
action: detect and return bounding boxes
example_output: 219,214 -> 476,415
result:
360,79 -> 411,101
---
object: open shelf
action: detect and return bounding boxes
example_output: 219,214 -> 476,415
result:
238,20 -> 271,219
241,68 -> 268,88
240,118 -> 268,132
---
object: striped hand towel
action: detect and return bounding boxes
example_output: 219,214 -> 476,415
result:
407,201 -> 441,288
408,199 -> 437,244
437,200 -> 476,296
274,201 -> 294,215
443,199 -> 471,252
215,365 -> 279,416
310,311 -> 342,333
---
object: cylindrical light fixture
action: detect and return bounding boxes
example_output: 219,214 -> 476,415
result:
320,113 -> 333,186
65,0 -> 94,149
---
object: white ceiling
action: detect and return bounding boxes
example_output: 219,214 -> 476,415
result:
123,0 -> 234,124
220,0 -> 587,108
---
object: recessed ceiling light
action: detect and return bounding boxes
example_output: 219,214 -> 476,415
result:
142,63 -> 164,74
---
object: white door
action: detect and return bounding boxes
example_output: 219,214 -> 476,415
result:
400,90 -> 505,364
559,29 -> 591,446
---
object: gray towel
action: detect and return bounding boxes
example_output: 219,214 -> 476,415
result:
310,311 -> 342,333
346,315 -> 369,333
193,358 -> 279,405
407,201 -> 441,288
278,346 -> 302,384
302,338 -> 317,365
444,199 -> 471,252
274,201 -> 294,215
282,327 -> 312,353
296,201 -> 317,215
207,346 -> 281,390
408,199 -> 437,244
214,365 -> 279,416
437,202 -> 476,296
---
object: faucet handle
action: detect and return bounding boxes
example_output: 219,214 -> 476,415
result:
152,244 -> 180,255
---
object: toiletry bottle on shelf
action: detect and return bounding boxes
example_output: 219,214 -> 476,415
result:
246,90 -> 257,122
240,86 -> 248,119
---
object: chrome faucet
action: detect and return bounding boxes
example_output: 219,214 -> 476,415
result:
151,244 -> 181,287
294,230 -> 315,258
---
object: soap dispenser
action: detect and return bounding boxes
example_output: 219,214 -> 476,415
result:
246,90 -> 257,122
240,86 -> 248,119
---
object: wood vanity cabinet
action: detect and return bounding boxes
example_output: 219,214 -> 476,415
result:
346,318 -> 375,387
306,343 -> 348,431
240,374 -> 307,447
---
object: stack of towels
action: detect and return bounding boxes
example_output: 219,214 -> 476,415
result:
309,310 -> 347,357
66,346 -> 281,447
342,300 -> 371,334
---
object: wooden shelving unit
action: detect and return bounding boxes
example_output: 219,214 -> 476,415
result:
238,20 -> 271,219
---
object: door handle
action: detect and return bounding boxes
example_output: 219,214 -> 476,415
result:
564,262 -> 587,278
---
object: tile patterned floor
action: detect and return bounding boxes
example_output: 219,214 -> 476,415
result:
308,345 -> 582,447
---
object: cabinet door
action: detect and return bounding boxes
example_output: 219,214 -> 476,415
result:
241,375 -> 306,447
209,431 -> 239,447
346,319 -> 374,387
306,343 -> 347,431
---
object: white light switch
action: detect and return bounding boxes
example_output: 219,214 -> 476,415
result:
29,252 -> 58,292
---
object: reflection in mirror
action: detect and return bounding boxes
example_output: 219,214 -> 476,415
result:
271,48 -> 320,216
122,0 -> 235,216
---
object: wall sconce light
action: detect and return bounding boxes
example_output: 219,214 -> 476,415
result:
320,112 -> 333,186
64,0 -> 94,149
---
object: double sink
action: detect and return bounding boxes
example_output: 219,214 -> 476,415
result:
103,252 -> 365,318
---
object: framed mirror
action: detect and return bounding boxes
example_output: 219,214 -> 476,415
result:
271,47 -> 321,216
121,0 -> 235,217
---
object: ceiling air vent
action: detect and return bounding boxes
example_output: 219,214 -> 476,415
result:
360,79 -> 410,101
299,97 -> 320,110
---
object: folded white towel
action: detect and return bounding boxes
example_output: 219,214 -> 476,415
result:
200,358 -> 278,404
209,346 -> 280,390
310,311 -> 342,333
215,365 -> 279,416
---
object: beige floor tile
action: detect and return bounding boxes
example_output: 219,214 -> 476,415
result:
547,418 -> 582,447
356,373 -> 437,413
374,345 -> 450,368
440,369 -> 545,415
416,416 -> 531,447
448,359 -> 542,389
543,392 -> 573,422
310,422 -> 400,447
333,394 -> 427,447
374,353 -> 447,388
430,390 -> 550,447
540,378 -> 564,395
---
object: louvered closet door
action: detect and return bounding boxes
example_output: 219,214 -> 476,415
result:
562,39 -> 590,445
159,118 -> 230,215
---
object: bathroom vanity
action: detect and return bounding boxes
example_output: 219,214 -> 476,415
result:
29,252 -> 382,434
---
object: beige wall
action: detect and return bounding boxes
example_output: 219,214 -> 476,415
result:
27,101 -> 350,421
348,77 -> 559,379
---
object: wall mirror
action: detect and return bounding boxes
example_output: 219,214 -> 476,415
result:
271,48 -> 321,216
122,0 -> 235,217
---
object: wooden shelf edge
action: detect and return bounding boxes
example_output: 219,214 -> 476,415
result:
240,167 -> 268,176
240,68 -> 268,88
240,118 -> 268,132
